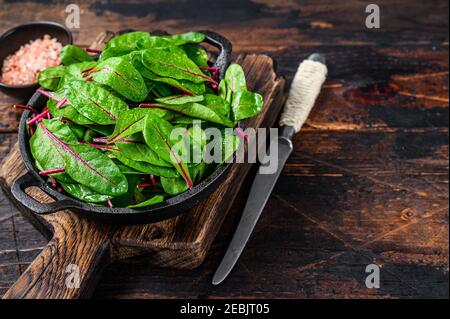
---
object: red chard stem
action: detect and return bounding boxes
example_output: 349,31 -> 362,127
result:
27,109 -> 50,125
150,175 -> 158,188
39,167 -> 65,175
235,127 -> 249,142
14,104 -> 37,113
56,97 -> 68,109
85,48 -> 102,54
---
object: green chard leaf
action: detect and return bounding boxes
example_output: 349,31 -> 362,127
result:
140,101 -> 234,127
143,115 -> 193,188
223,64 -> 263,122
99,47 -> 134,61
111,174 -> 140,207
128,195 -> 165,209
30,119 -> 78,183
106,32 -> 152,50
109,108 -> 169,142
110,151 -> 178,178
46,91 -> 95,125
160,176 -> 190,196
131,55 -> 206,96
92,57 -> 147,102
60,45 -> 94,66
182,45 -> 209,67
231,90 -> 264,122
155,94 -> 204,105
137,32 -> 205,50
115,133 -> 172,167
38,66 -> 66,90
141,48 -> 215,84
37,120 -> 128,196
60,183 -> 112,203
64,80 -> 129,125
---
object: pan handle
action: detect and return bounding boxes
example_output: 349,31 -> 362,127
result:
11,172 -> 82,214
198,30 -> 233,79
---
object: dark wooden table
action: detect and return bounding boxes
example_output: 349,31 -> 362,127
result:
0,0 -> 448,299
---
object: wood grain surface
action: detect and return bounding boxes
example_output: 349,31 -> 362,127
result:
0,0 -> 448,299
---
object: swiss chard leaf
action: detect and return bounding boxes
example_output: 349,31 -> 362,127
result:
143,115 -> 193,188
203,94 -> 230,116
64,80 -> 129,125
140,102 -> 234,127
105,31 -> 152,50
39,121 -> 128,196
223,63 -> 263,122
30,119 -> 78,183
46,92 -> 95,125
92,57 -> 147,102
128,194 -> 165,209
38,66 -> 66,90
155,95 -> 204,105
137,32 -> 205,49
231,90 -> 264,122
62,143 -> 128,196
160,176 -> 189,196
111,174 -> 140,207
99,47 -> 134,61
115,133 -> 172,167
110,151 -> 178,178
60,183 -> 112,203
182,44 -> 209,67
132,55 -> 206,96
141,48 -> 214,84
223,64 -> 247,103
109,108 -> 169,142
60,45 -> 94,66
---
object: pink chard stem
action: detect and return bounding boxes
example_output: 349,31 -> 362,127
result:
79,142 -> 119,152
27,109 -> 50,125
137,183 -> 152,189
92,137 -> 109,144
49,177 -> 57,188
235,127 -> 249,142
14,104 -> 37,113
85,48 -> 102,54
56,97 -> 67,109
36,88 -> 59,101
29,125 -> 35,137
150,175 -> 158,189
39,167 -> 65,175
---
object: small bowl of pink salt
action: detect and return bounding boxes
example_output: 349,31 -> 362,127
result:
0,21 -> 72,99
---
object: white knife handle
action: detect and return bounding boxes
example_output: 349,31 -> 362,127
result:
279,54 -> 328,133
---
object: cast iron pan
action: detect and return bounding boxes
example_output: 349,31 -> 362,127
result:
11,30 -> 235,225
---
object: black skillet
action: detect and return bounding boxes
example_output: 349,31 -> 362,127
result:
11,30 -> 234,225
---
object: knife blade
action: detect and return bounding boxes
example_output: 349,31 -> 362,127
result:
212,53 -> 328,285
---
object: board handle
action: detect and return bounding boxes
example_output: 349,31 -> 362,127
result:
2,213 -> 112,299
11,172 -> 82,214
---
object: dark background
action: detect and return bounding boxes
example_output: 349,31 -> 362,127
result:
0,0 -> 448,299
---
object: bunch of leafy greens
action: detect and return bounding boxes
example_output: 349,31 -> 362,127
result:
32,31 -> 263,209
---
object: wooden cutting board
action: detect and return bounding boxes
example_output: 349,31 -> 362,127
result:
0,32 -> 285,299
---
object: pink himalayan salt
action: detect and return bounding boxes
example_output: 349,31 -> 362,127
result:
0,35 -> 63,86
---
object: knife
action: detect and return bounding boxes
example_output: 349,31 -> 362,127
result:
212,53 -> 328,285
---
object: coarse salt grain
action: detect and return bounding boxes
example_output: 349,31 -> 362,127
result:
0,35 -> 63,86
